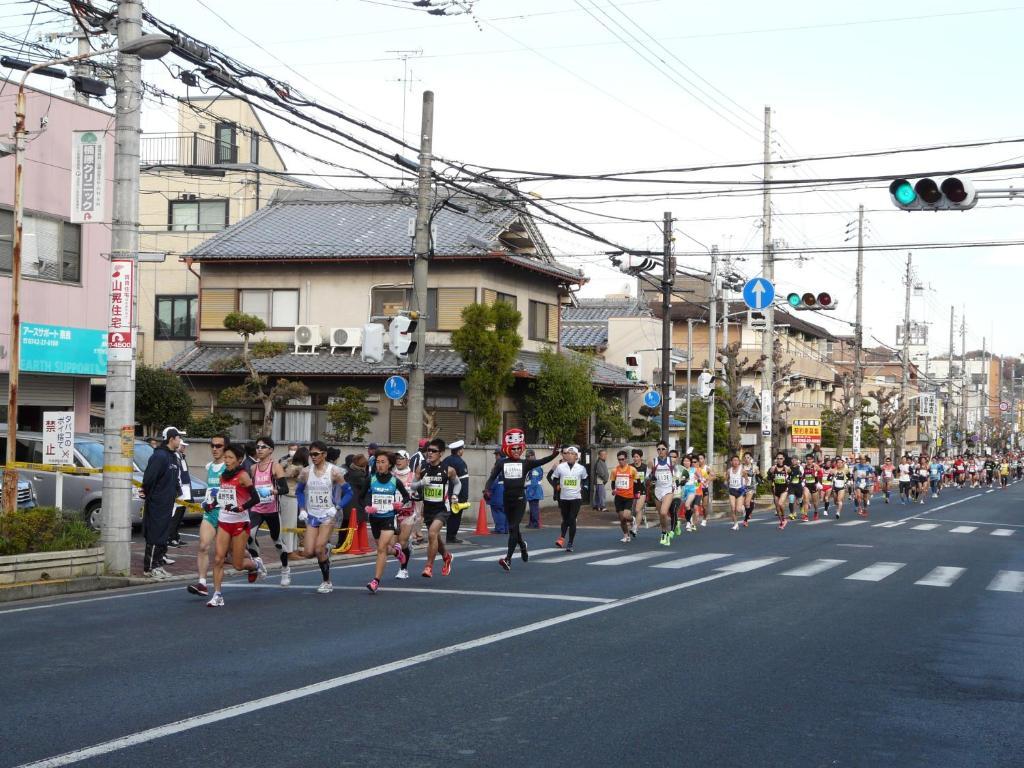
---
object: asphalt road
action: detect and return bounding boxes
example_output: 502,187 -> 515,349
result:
4,481 -> 1022,768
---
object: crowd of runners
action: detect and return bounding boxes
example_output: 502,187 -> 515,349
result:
151,424 -> 1019,607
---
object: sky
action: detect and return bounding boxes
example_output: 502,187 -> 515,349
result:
5,0 -> 1023,356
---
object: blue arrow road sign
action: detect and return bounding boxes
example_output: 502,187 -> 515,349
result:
742,277 -> 775,310
643,390 -> 662,409
384,375 -> 408,400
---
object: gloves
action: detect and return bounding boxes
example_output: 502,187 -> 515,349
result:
201,500 -> 215,513
223,504 -> 237,513
365,505 -> 378,516
393,501 -> 403,511
299,510 -> 308,522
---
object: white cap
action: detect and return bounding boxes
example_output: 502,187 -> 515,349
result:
449,440 -> 465,451
162,426 -> 188,446
564,445 -> 580,455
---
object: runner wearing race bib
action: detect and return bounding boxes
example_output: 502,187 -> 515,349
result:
630,449 -> 648,534
246,436 -> 292,585
414,438 -> 466,577
741,453 -> 759,527
681,455 -> 700,532
611,451 -> 639,542
294,440 -> 348,594
726,455 -> 748,531
832,458 -> 850,519
362,452 -> 412,593
649,442 -> 676,546
188,436 -> 227,599
879,457 -> 895,504
770,454 -> 790,529
550,446 -> 588,552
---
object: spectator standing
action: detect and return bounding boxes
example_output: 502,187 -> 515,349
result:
140,427 -> 184,578
443,439 -> 470,544
525,449 -> 545,528
486,448 -> 507,533
592,448 -> 609,513
165,436 -> 193,548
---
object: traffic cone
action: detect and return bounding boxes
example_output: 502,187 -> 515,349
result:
474,499 -> 491,535
352,509 -> 374,555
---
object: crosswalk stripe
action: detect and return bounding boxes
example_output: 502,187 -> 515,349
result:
836,520 -> 868,527
651,553 -> 732,569
535,549 -> 618,563
912,523 -> 939,531
845,562 -> 906,582
588,551 -> 671,566
780,559 -> 846,577
991,529 -> 1015,537
949,526 -> 977,534
715,556 -> 788,573
987,571 -> 1024,593
470,547 -> 559,562
873,521 -> 906,528
915,566 -> 966,588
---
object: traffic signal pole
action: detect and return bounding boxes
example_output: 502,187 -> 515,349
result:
898,253 -> 912,458
707,248 -> 718,467
759,106 -> 775,468
661,212 -> 673,443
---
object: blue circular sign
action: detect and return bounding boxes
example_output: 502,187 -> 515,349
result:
742,277 -> 775,310
384,375 -> 408,400
643,390 -> 662,409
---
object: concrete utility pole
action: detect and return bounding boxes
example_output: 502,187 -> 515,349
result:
405,90 -> 434,447
684,318 -> 705,452
898,253 -> 912,458
759,105 -> 774,469
946,305 -> 954,454
706,248 -> 718,467
980,336 -> 987,449
852,204 -> 865,442
660,211 -> 674,443
960,316 -> 968,453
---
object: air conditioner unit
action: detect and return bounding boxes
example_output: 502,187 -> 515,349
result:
293,324 -> 322,354
329,326 -> 362,355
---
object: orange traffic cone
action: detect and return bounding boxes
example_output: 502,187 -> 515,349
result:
474,499 -> 491,535
352,509 -> 374,555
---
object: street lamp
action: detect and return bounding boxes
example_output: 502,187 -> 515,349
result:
2,33 -> 172,516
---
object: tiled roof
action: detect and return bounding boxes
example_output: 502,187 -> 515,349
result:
560,325 -> 608,349
657,300 -> 834,340
562,298 -> 652,323
165,344 -> 637,388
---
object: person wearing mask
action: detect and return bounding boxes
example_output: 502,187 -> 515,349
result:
524,449 -> 545,528
188,435 -> 228,598
363,452 -> 411,593
240,442 -> 257,475
550,446 -> 588,551
280,443 -> 300,470
592,448 -> 609,514
443,440 -> 470,544
140,427 -> 185,578
409,438 -> 461,578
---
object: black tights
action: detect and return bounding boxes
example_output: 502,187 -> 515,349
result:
505,497 -> 527,560
558,498 -> 581,544
248,512 -> 289,568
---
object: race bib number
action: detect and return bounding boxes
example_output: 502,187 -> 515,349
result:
730,476 -> 743,489
562,477 -> 579,489
255,484 -> 274,503
308,490 -> 332,510
884,469 -> 893,478
503,463 -> 523,480
218,486 -> 237,508
614,476 -> 631,490
371,493 -> 394,509
655,469 -> 671,484
423,484 -> 444,502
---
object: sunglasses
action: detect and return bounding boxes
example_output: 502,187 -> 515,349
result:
255,444 -> 270,450
427,448 -> 440,453
211,443 -> 225,449
309,451 -> 324,457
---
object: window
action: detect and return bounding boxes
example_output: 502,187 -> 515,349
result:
0,208 -> 81,284
370,285 -> 411,318
214,122 -> 237,164
168,199 -> 228,232
249,130 -> 260,165
155,295 -> 198,340
528,300 -> 557,342
482,288 -> 517,309
239,288 -> 299,328
427,287 -> 476,331
200,288 -> 237,330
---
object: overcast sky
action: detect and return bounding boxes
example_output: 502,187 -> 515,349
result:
8,0 -> 1022,356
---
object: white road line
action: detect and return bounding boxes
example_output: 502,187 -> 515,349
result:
535,549 -> 618,563
845,562 -> 905,582
836,544 -> 873,548
921,518 -> 1024,528
949,526 -> 977,534
299,585 -> 614,604
780,559 -> 846,577
914,566 -> 965,588
802,519 -> 827,525
873,521 -> 906,528
470,547 -> 558,562
715,556 -> 788,573
651,553 -> 733,569
836,520 -> 868,527
895,492 -> 982,523
11,568 -> 743,768
991,529 -> 1015,537
911,523 -> 939,531
987,571 -> 1024,593
0,586 -> 181,615
588,551 -> 670,566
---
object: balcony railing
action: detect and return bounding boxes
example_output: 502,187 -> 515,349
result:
140,132 -> 217,166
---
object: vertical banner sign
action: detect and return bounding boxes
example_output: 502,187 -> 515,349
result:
791,419 -> 822,445
71,131 -> 105,223
760,389 -> 772,436
108,258 -> 134,361
43,411 -> 75,465
852,417 -> 862,454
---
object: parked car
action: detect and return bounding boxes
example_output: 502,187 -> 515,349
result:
17,479 -> 36,509
0,429 -> 206,529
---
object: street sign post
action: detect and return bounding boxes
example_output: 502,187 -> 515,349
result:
742,278 -> 775,310
760,388 -> 772,437
43,411 -> 73,510
384,375 -> 408,401
999,401 -> 1009,413
643,390 -> 662,409
852,417 -> 862,454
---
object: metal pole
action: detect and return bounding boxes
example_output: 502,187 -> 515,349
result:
898,252 -> 912,457
850,204 -> 864,455
759,105 -> 774,468
707,249 -> 718,466
981,336 -> 987,450
946,305 -> 954,454
405,90 -> 434,445
960,316 -> 967,453
101,0 -> 143,575
685,319 -> 693,452
660,211 -> 673,443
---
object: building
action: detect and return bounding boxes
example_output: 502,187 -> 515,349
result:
0,83 -> 112,432
137,96 -> 313,366
165,187 -> 635,442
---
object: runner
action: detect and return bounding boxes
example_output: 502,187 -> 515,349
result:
649,442 -> 676,545
205,444 -> 266,608
897,456 -> 913,504
610,450 -> 639,542
983,454 -> 997,487
820,458 -> 834,517
913,456 -> 930,504
787,456 -> 803,521
550,446 -> 589,551
630,449 -> 648,534
294,440 -> 348,594
668,449 -> 684,536
392,450 -> 417,579
680,455 -> 700,532
879,456 -> 895,503
999,456 -> 1011,489
741,452 -> 759,526
770,454 -> 790,529
726,455 -> 747,531
929,455 -> 945,498
852,455 -> 875,517
187,435 -> 226,597
246,436 -> 292,585
363,452 -> 411,593
832,457 -> 850,519
801,457 -> 821,521
953,454 -> 967,488
695,454 -> 712,527
412,438 -> 461,578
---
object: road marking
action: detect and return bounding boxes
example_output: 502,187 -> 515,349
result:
991,529 -> 1015,537
10,567 -> 743,768
836,544 -> 873,548
895,492 -> 982,523
780,559 -> 846,577
802,519 -> 827,525
873,521 -> 906,528
949,526 -> 977,534
535,549 -> 618,563
916,518 -> 1024,528
836,520 -> 867,527
911,523 -> 939,531
715,556 -> 787,573
241,584 -> 614,604
470,547 -> 558,562
651,553 -> 732,569
915,566 -> 966,588
845,562 -> 905,582
588,551 -> 669,566
0,586 -> 181,615
987,571 -> 1024,593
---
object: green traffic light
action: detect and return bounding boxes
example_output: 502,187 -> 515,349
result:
787,293 -> 801,307
890,179 -> 916,206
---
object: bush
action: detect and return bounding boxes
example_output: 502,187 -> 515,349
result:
0,508 -> 100,556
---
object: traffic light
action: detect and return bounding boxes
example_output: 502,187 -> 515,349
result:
889,177 -> 977,211
625,355 -> 641,382
785,291 -> 836,311
361,322 -> 385,363
389,314 -> 418,359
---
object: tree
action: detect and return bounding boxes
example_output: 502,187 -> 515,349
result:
683,387 -> 728,454
325,386 -> 373,441
631,404 -> 663,442
526,348 -> 599,445
868,388 -> 910,456
594,396 -> 631,443
830,372 -> 855,452
187,411 -> 238,438
822,407 -> 879,450
135,364 -> 192,435
450,301 -> 522,443
716,341 -> 764,457
771,339 -> 802,457
215,312 -> 309,436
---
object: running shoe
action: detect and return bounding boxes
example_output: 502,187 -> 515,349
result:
520,541 -> 529,562
565,543 -> 574,552
393,544 -> 408,566
280,567 -> 291,587
835,511 -> 841,519
620,534 -> 631,543
146,568 -> 170,580
659,534 -> 668,546
187,582 -> 208,596
700,518 -> 707,527
674,522 -> 682,536
160,556 -> 176,566
555,536 -> 565,548
812,513 -> 819,521
254,557 -> 267,581
206,593 -> 224,607
498,557 -> 511,572
822,510 -> 829,517
788,513 -> 797,520
731,523 -> 739,531
780,518 -> 789,530
421,565 -> 433,578
800,515 -> 809,522
685,522 -> 694,533
742,519 -> 749,528
778,520 -> 785,530
441,551 -> 453,576
247,566 -> 258,583
395,569 -> 409,579
316,581 -> 334,594
166,539 -> 185,548
367,578 -> 380,594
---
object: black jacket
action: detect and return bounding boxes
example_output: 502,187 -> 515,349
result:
141,445 -> 181,516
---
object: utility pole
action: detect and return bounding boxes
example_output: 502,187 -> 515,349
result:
946,305 -> 954,454
707,248 -> 718,467
898,252 -> 912,458
660,212 -> 673,443
960,316 -> 967,453
980,336 -> 987,450
405,91 -> 434,447
684,318 -> 704,452
759,105 -> 774,469
852,204 -> 865,448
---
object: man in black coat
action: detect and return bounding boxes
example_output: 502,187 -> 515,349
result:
141,427 -> 184,578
